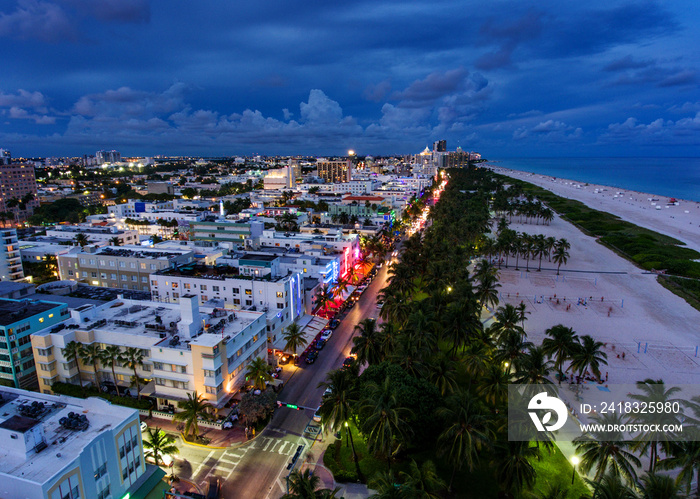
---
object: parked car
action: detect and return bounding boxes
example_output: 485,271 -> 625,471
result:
324,387 -> 333,396
306,351 -> 319,364
206,477 -> 221,499
329,319 -> 340,329
314,339 -> 326,350
320,329 -> 333,341
140,421 -> 148,432
342,356 -> 355,369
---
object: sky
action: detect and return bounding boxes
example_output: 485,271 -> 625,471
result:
1,0 -> 699,158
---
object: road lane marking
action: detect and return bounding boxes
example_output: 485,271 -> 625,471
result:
191,450 -> 216,480
277,441 -> 290,454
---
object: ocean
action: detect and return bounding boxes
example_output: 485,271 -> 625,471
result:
488,157 -> 700,202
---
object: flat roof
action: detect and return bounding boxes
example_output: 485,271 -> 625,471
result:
239,253 -> 278,262
0,298 -> 65,327
157,264 -> 284,282
93,246 -> 191,259
0,387 -> 136,484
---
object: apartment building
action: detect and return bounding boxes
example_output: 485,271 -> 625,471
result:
57,245 -> 194,291
150,263 -> 304,348
0,297 -> 69,389
316,159 -> 351,183
0,163 -> 40,220
189,219 -> 264,246
31,297 -> 267,410
1,228 -> 25,282
219,249 -> 340,286
0,386 -> 152,499
44,226 -> 139,246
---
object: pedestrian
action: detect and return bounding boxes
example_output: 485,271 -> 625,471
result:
605,371 -> 608,381
622,352 -> 626,360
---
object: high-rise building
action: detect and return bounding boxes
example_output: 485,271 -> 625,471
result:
0,385 -> 155,499
432,140 -> 446,152
96,150 -> 121,165
0,149 -> 11,165
0,229 -> 25,282
0,163 -> 40,221
316,159 -> 351,183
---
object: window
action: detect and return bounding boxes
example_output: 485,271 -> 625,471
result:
141,276 -> 147,283
212,286 -> 220,292
276,303 -> 284,309
82,271 -> 88,277
232,288 -> 239,294
121,275 -> 127,281
200,285 -> 207,291
130,262 -> 136,268
91,272 -> 97,278
111,273 -> 117,280
140,263 -> 146,269
245,289 -> 252,295
276,291 -> 283,298
150,264 -> 157,270
38,346 -> 53,356
80,258 -> 86,264
109,261 -> 115,267
173,292 -> 179,298
233,298 -> 240,305
100,273 -> 107,279
184,283 -> 191,289
151,280 -> 158,286
119,261 -> 126,267
89,259 -> 96,265
68,270 -> 74,276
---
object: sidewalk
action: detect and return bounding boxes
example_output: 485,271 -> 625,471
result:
140,413 -> 252,448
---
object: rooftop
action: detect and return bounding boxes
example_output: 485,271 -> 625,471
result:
0,298 -> 65,327
93,246 -> 191,260
157,264 -> 286,282
0,387 -> 136,483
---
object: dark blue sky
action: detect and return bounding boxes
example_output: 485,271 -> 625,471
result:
1,0 -> 698,157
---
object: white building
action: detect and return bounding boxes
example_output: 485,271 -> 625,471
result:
0,228 -> 25,282
0,386 -> 151,499
31,297 -> 268,410
44,226 -> 139,246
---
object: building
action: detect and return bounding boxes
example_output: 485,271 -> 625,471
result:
0,385 -> 154,499
433,140 -> 447,152
0,163 -> 40,221
0,297 -> 69,389
44,226 -> 139,246
150,263 -> 304,350
108,200 -> 175,219
19,241 -> 74,263
146,182 -> 174,195
31,297 -> 267,410
96,150 -> 121,165
1,228 -> 25,282
189,219 -> 264,247
57,245 -> 195,291
263,166 -> 294,190
0,149 -> 10,165
316,159 -> 351,183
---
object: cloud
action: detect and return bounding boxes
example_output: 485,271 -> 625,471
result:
72,83 -> 188,118
476,10 -> 543,69
603,55 -> 654,72
363,80 -> 391,102
603,114 -> 700,144
299,89 -> 344,125
513,120 -> 582,141
0,89 -> 48,110
62,0 -> 150,23
657,70 -> 697,87
6,106 -> 55,124
0,0 -> 77,42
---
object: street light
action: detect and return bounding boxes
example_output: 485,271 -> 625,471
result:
571,456 -> 580,484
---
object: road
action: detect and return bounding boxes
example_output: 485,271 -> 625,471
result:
181,260 -> 392,499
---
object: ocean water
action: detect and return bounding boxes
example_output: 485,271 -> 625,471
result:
489,157 -> 700,202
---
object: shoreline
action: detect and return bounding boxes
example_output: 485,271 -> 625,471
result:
487,165 -> 700,254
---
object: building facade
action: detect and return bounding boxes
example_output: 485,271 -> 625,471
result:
316,159 -> 351,183
189,219 -> 264,246
0,297 -> 69,389
44,226 -> 139,246
1,229 -> 25,282
57,245 -> 194,291
0,163 -> 40,221
0,386 -> 148,499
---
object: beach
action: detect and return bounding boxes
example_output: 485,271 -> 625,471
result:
484,167 -> 700,387
490,166 -> 700,253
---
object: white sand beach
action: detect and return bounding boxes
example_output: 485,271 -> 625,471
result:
490,166 -> 700,253
485,169 -> 700,386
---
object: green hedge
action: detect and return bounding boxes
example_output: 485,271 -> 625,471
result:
51,382 -> 154,410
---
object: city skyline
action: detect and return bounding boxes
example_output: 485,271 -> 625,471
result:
1,0 -> 699,157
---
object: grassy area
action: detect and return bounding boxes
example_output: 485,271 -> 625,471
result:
322,424 -> 390,483
531,445 -> 589,498
500,174 -> 700,309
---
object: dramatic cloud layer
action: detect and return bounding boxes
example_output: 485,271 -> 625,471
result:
0,0 -> 698,156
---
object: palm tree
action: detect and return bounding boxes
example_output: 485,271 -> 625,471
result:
313,284 -> 334,315
427,352 -> 459,396
108,236 -> 121,246
438,390 -> 491,490
399,460 -> 446,499
495,441 -> 540,496
541,325 -> 579,384
74,232 -> 91,248
245,357 -> 273,390
574,412 -> 641,483
360,377 -> 413,465
332,278 -> 349,300
630,379 -> 682,473
368,470 -> 405,499
282,322 -> 307,360
174,391 -> 213,440
351,318 -> 383,366
143,427 -> 179,466
99,345 -> 124,396
513,346 -> 553,384
658,438 -> 700,497
552,241 -> 570,275
637,472 -> 680,499
533,234 -> 547,271
62,341 -> 85,389
282,469 -> 341,499
585,471 -> 637,499
80,343 -> 103,388
491,304 -> 525,343
317,369 -> 363,480
476,273 -> 501,311
121,347 -> 145,399
570,335 -> 608,382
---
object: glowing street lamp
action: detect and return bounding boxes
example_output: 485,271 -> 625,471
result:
571,456 -> 580,484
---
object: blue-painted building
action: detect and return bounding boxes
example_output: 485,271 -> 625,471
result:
0,298 -> 69,389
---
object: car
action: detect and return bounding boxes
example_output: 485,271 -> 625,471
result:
323,387 -> 333,396
328,319 -> 340,329
140,421 -> 148,432
206,477 -> 221,499
313,407 -> 322,423
314,339 -> 326,350
306,351 -> 318,364
342,356 -> 355,369
320,329 -> 332,341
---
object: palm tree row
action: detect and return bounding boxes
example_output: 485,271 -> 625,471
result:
481,229 -> 571,274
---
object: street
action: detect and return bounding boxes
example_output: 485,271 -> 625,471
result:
174,260 -> 391,499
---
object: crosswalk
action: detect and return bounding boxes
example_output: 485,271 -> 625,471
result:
199,447 -> 248,485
